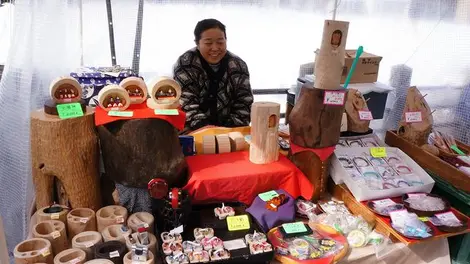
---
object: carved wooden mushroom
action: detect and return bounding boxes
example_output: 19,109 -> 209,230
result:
14,238 -> 53,264
119,77 -> 148,104
345,88 -> 371,133
146,77 -> 181,110
397,86 -> 434,146
97,85 -> 131,111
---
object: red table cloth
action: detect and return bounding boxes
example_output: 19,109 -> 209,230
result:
183,151 -> 314,205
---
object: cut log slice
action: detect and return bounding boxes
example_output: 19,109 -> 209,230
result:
50,76 -> 83,104
97,85 -> 131,111
119,77 -> 148,104
146,77 -> 181,110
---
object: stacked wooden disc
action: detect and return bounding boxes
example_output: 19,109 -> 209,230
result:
53,248 -> 86,264
249,102 -> 281,164
123,251 -> 155,264
14,238 -> 53,264
215,134 -> 231,154
228,132 -> 247,151
96,206 -> 128,232
67,208 -> 97,240
202,135 -> 217,154
71,231 -> 103,260
32,220 -> 69,255
127,212 -> 154,234
101,225 -> 131,244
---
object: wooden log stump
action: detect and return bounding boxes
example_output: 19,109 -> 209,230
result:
289,86 -> 347,148
397,86 -> 433,146
14,238 -> 54,264
97,118 -> 188,188
249,102 -> 280,164
31,108 -> 101,211
345,88 -> 371,133
67,208 -> 97,240
32,220 -> 69,255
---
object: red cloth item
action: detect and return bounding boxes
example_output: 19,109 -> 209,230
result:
183,151 -> 314,205
94,102 -> 186,130
289,141 -> 336,162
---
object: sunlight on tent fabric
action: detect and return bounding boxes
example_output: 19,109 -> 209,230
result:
0,3 -> 13,65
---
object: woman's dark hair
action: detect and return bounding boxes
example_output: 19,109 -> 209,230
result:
194,18 -> 226,43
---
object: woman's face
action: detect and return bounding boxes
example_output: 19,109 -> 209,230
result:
197,27 -> 227,64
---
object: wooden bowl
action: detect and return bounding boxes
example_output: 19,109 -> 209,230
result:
431,213 -> 469,233
366,201 -> 405,217
402,193 -> 450,217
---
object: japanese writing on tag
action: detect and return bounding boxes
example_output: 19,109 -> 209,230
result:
358,110 -> 373,120
226,215 -> 250,231
51,213 -> 60,220
408,193 -> 427,199
109,250 -> 120,258
155,109 -> 179,115
282,222 -> 307,234
323,91 -> 346,106
373,199 -> 396,208
51,231 -> 61,239
370,147 -> 387,158
258,190 -> 278,201
108,110 -> 134,117
435,212 -> 460,222
116,216 -> 124,223
57,103 -> 84,119
405,111 -> 423,123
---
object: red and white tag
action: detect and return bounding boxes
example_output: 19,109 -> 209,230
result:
405,111 -> 423,123
389,209 -> 408,227
116,216 -> 124,224
373,198 -> 396,207
358,110 -> 373,120
323,91 -> 346,106
435,212 -> 460,223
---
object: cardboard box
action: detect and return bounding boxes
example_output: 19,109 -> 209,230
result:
341,50 -> 382,84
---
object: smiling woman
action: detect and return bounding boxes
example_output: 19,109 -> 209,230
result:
173,18 -> 254,133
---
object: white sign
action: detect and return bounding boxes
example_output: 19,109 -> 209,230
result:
323,91 -> 346,106
51,231 -> 61,239
358,110 -> 373,120
79,218 -> 89,224
109,250 -> 120,258
435,212 -> 460,223
389,209 -> 409,227
373,199 -> 396,208
405,111 -> 423,123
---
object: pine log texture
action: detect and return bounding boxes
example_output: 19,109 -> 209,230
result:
345,88 -> 370,133
97,119 -> 188,188
249,102 -> 280,164
31,108 -> 101,211
289,86 -> 347,148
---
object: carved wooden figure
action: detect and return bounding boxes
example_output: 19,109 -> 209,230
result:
146,77 -> 181,110
31,108 -> 101,210
397,86 -> 434,146
97,85 -> 131,111
345,88 -> 371,133
120,77 -> 148,104
249,102 -> 280,164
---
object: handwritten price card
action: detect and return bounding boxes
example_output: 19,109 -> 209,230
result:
359,110 -> 373,120
405,112 -> 423,123
227,215 -> 250,231
323,91 -> 346,106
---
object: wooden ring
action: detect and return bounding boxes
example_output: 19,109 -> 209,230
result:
97,84 -> 131,111
146,77 -> 181,109
50,76 -> 82,104
119,77 -> 148,104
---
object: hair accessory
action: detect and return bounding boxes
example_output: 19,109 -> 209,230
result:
200,236 -> 222,250
210,248 -> 230,261
266,194 -> 287,211
166,252 -> 189,264
395,165 -> 413,174
188,250 -> 210,263
161,232 -> 175,243
182,241 -> 202,253
339,157 -> 354,168
397,180 -> 411,187
353,157 -> 370,167
386,156 -> 401,165
369,157 -> 386,166
214,203 -> 235,220
245,231 -> 267,245
347,140 -> 363,147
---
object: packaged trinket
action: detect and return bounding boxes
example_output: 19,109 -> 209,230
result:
287,239 -> 309,259
161,232 -> 175,243
214,203 -> 235,220
165,252 -> 189,264
250,241 -> 272,255
200,236 -> 223,250
182,241 -> 202,253
193,228 -> 214,241
347,229 -> 367,248
404,194 -> 448,213
209,249 -> 231,260
188,250 -> 210,263
430,212 -> 463,227
390,210 -> 432,239
319,201 -> 350,215
295,200 -> 320,217
245,231 -> 267,245
266,193 -> 287,211
368,199 -> 405,217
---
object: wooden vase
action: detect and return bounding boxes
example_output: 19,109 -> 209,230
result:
14,238 -> 54,264
124,233 -> 157,256
53,248 -> 87,264
101,225 -> 132,244
96,206 -> 128,232
30,108 -> 101,210
249,102 -> 280,164
37,206 -> 70,225
71,231 -> 103,260
123,251 -> 154,264
67,208 -> 97,240
32,220 -> 69,255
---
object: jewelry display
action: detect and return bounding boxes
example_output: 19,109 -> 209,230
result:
338,157 -> 354,169
352,157 -> 370,167
347,140 -> 363,147
395,165 -> 413,175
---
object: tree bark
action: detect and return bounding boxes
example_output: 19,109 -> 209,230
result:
345,88 -> 370,133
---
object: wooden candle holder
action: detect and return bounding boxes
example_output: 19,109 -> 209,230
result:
249,102 -> 281,164
97,85 -> 131,111
93,240 -> 127,263
32,220 -> 69,255
84,260 -> 114,264
37,205 -> 70,225
14,238 -> 53,264
289,86 -> 347,148
146,77 -> 181,110
71,231 -> 103,260
123,251 -> 154,264
97,118 -> 188,188
314,20 -> 349,90
96,206 -> 128,233
345,88 -> 371,133
119,77 -> 148,104
397,86 -> 433,146
31,108 -> 101,211
124,233 -> 157,256
101,225 -> 132,244
67,208 -> 97,240
49,77 -> 83,104
53,248 -> 86,264
127,212 -> 154,234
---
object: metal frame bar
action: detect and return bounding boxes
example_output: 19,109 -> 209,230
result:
132,0 -> 144,74
105,0 -> 117,66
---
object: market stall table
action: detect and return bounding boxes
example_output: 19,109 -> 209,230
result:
184,151 -> 314,205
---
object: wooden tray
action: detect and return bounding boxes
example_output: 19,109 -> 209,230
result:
384,130 -> 470,193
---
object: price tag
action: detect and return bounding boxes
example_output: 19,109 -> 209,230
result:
405,111 -> 423,123
68,257 -> 81,264
79,218 -> 89,224
408,193 -> 427,199
226,215 -> 250,231
116,216 -> 124,224
169,225 -> 184,235
435,212 -> 460,222
109,250 -> 120,258
223,239 -> 247,251
41,249 -> 50,257
51,231 -> 61,239
389,209 -> 408,227
57,103 -> 84,119
84,241 -> 94,248
282,222 -> 307,234
370,147 -> 387,158
51,213 -> 60,220
258,190 -> 279,201
358,110 -> 373,120
155,109 -> 179,116
373,199 -> 396,208
419,217 -> 429,222
108,110 -> 134,117
143,223 -> 149,228
323,91 -> 346,106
